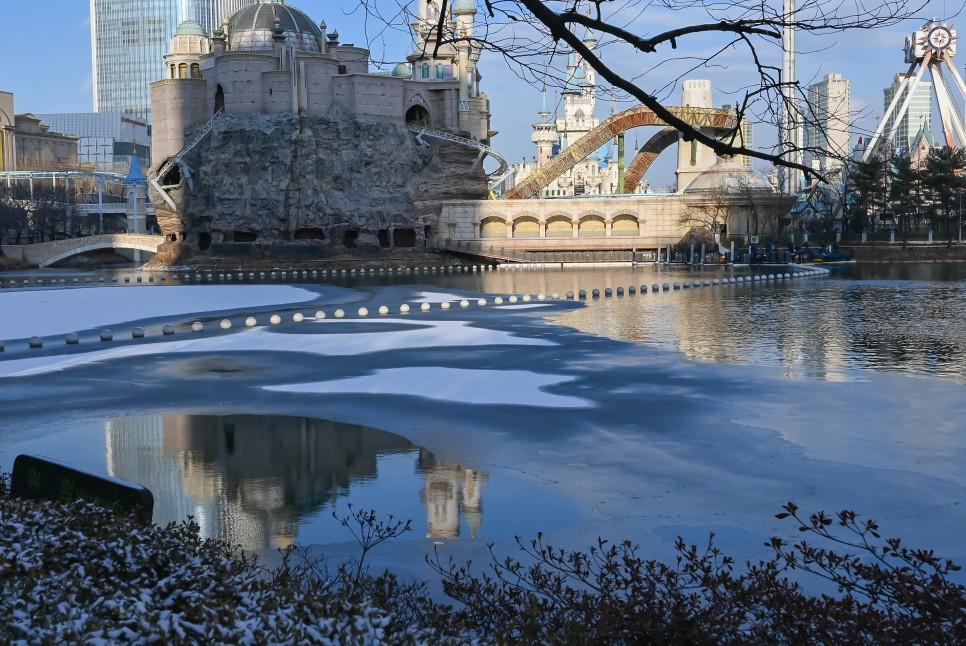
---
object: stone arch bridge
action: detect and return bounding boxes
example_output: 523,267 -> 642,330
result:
2,234 -> 163,268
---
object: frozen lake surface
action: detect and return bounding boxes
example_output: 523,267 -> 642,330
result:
1,263 -> 964,584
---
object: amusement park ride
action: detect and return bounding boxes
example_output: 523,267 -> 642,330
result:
863,19 -> 966,160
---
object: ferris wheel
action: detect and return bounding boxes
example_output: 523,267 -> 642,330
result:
862,19 -> 966,160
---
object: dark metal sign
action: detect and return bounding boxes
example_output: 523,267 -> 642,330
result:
11,454 -> 154,525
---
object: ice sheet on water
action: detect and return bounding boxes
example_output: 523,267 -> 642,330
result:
0,318 -> 555,378
264,366 -> 589,408
0,285 -> 319,339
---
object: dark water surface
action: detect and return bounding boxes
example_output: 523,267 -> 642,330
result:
2,261 -> 965,562
5,413 -> 579,552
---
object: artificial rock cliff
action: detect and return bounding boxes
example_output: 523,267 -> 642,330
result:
150,109 -> 487,264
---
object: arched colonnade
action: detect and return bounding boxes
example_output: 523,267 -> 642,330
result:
479,212 -> 643,239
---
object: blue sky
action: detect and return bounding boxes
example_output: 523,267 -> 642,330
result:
1,1 -> 961,187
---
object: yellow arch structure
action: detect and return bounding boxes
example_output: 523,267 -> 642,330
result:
623,127 -> 678,194
504,106 -> 739,200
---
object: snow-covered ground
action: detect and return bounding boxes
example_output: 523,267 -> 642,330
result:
1,281 -> 964,586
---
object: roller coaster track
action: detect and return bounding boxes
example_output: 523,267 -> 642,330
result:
623,127 -> 678,194
406,125 -> 509,186
155,109 -> 225,188
504,105 -> 739,200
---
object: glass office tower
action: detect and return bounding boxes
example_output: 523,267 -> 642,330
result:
90,0 -> 256,120
882,72 -> 933,153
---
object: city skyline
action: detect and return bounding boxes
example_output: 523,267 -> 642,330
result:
1,0 -> 961,186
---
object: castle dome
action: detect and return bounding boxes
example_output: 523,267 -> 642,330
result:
390,62 -> 412,77
227,1 -> 323,53
452,0 -> 477,14
684,159 -> 774,194
175,20 -> 206,36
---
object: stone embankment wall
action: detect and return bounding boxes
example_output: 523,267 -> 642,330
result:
150,109 -> 487,265
852,244 -> 966,262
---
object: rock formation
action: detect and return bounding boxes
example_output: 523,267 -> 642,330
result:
150,108 -> 487,264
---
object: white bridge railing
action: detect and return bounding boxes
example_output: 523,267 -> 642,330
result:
155,109 -> 225,188
406,125 -> 509,185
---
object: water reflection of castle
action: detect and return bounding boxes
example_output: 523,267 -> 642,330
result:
105,415 -> 487,550
418,449 -> 487,539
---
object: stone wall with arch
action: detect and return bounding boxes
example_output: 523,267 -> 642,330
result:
439,195 -> 686,251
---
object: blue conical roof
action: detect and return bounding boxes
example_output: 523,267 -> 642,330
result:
125,155 -> 147,184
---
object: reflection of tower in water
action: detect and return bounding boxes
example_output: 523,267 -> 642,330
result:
418,449 -> 488,539
106,414 -> 413,552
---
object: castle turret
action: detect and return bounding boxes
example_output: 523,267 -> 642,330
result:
531,86 -> 558,165
676,79 -> 717,191
152,20 -> 211,170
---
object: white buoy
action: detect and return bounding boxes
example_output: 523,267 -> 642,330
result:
509,295 -> 518,303
315,311 -> 326,320
191,321 -> 204,332
270,314 -> 282,325
441,301 -> 451,310
358,307 -> 369,317
293,313 -> 304,322
28,336 -> 43,348
100,330 -> 113,341
537,293 -> 546,301
66,333 -> 79,345
245,317 -> 257,327
605,288 -> 613,296
220,319 -> 232,330
400,304 -> 411,313
334,309 -> 345,318
162,325 -> 175,335
421,302 -> 431,311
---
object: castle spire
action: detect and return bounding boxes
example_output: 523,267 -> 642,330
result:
539,84 -> 550,122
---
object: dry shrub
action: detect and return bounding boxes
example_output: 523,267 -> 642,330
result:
1,477 -> 963,644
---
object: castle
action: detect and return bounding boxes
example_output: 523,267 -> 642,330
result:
149,0 -> 493,261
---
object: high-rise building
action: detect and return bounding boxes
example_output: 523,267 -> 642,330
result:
882,72 -> 932,153
90,0 -> 256,119
804,72 -> 851,172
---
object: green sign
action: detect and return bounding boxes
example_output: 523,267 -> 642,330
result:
11,454 -> 154,525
